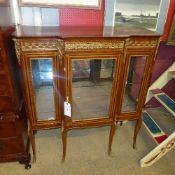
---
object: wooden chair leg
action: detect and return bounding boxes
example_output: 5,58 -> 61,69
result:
108,122 -> 116,155
28,128 -> 36,162
62,128 -> 67,162
133,118 -> 142,149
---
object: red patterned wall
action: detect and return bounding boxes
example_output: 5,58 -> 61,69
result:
59,0 -> 105,35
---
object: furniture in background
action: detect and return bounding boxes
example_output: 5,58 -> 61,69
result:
13,26 -> 160,161
0,28 -> 31,169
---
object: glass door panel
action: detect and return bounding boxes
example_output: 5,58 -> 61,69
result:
30,58 -> 56,121
71,58 -> 115,120
121,56 -> 147,112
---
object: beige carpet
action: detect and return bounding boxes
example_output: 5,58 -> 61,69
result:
0,108 -> 175,175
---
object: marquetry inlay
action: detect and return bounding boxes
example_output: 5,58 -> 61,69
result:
13,39 -> 64,63
126,39 -> 158,48
65,40 -> 125,51
20,39 -> 61,51
13,39 -> 21,64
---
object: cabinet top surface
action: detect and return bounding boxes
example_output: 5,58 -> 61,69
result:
13,25 -> 160,39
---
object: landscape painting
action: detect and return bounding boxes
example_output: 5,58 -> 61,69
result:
115,0 -> 161,31
167,14 -> 175,45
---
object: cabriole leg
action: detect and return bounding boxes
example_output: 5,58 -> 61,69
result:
133,118 -> 142,149
62,128 -> 68,162
108,122 -> 116,155
28,128 -> 36,162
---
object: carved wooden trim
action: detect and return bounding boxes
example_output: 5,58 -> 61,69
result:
65,40 -> 125,51
20,39 -> 63,51
57,39 -> 64,59
21,40 -> 56,51
13,39 -> 21,65
13,39 -> 64,62
126,39 -> 158,48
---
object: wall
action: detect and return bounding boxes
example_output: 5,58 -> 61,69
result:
19,0 -> 105,33
146,0 -> 175,107
59,0 -> 105,35
146,42 -> 175,108
21,7 -> 59,26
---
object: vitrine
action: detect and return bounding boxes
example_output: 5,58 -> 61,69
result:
13,26 -> 160,161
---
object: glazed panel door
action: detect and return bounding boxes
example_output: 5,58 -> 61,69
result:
117,52 -> 154,119
23,52 -> 61,128
65,54 -> 121,123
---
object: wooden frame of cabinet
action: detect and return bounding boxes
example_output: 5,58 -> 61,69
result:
22,52 -> 61,128
12,26 -> 160,162
21,52 -> 62,161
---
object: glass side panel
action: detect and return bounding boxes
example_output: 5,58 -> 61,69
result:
121,56 -> 147,112
71,58 -> 115,120
31,58 -> 56,121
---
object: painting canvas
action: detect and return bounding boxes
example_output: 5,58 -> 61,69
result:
167,14 -> 175,45
115,0 -> 161,31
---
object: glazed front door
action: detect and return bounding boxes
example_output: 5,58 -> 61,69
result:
24,52 -> 61,128
117,52 -> 154,119
66,54 -> 121,124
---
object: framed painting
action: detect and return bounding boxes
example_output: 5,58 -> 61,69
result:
114,0 -> 169,33
167,14 -> 175,45
19,0 -> 101,9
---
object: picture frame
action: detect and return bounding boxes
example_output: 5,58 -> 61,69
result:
19,0 -> 101,9
167,14 -> 175,45
114,0 -> 170,33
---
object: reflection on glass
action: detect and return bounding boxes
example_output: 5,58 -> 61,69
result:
121,56 -> 147,112
72,58 -> 115,120
31,58 -> 55,121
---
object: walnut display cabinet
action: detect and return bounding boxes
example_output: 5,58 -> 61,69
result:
13,26 -> 160,161
0,28 -> 31,169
